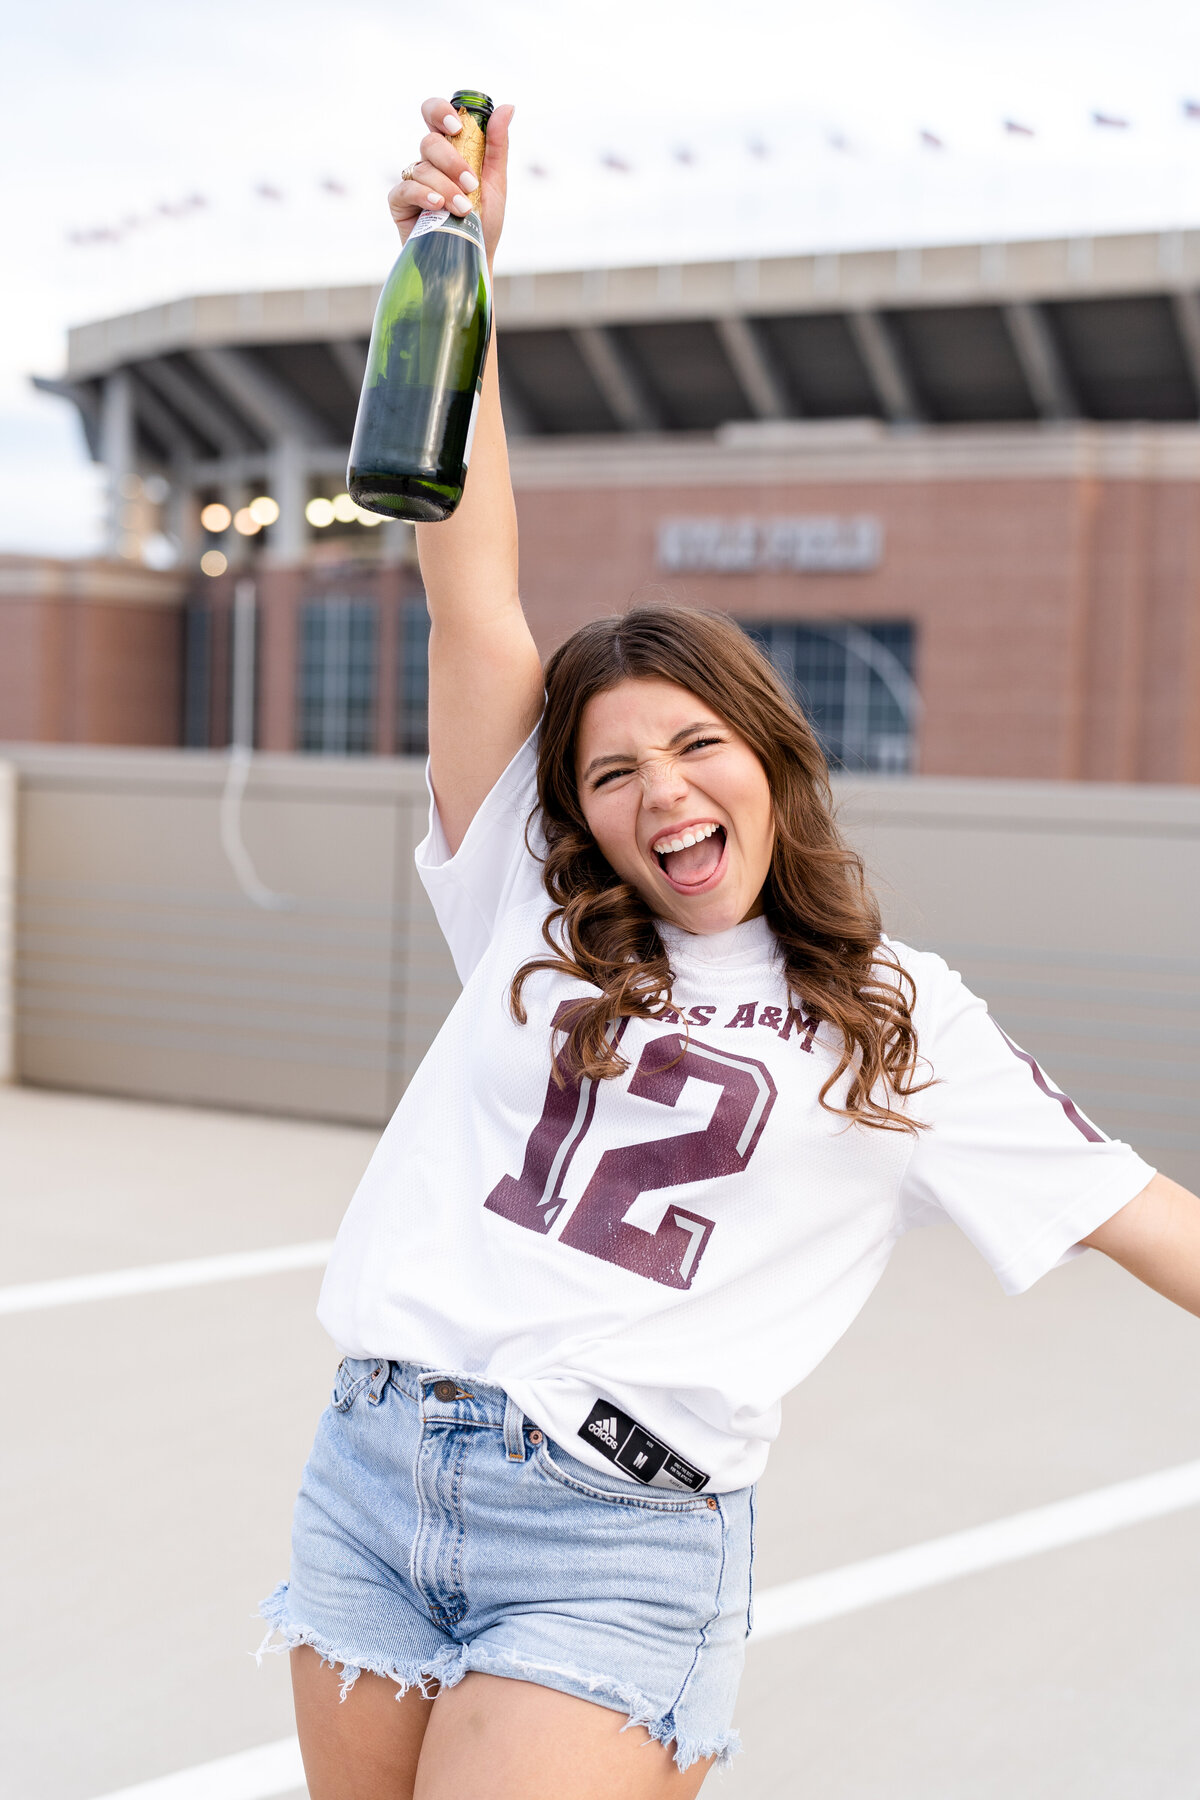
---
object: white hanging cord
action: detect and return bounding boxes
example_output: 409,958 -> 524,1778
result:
218,577 -> 294,912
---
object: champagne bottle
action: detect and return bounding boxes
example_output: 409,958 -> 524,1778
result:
348,89 -> 494,523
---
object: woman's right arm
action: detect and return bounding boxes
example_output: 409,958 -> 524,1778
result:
393,96 -> 545,855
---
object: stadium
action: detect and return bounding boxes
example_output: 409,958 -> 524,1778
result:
14,221 -> 1200,784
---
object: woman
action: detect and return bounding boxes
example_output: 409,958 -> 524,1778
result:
258,96 -> 1200,1800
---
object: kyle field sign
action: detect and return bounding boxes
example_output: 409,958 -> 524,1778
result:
657,515 -> 883,574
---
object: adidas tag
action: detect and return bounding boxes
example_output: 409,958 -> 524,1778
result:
578,1400 -> 709,1493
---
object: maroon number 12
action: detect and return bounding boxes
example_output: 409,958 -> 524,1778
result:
485,1006 -> 777,1289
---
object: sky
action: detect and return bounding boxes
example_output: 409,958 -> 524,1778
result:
6,0 -> 1200,556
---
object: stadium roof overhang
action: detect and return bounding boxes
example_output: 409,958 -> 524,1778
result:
36,225 -> 1200,558
48,225 -> 1200,449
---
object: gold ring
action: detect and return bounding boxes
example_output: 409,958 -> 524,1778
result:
399,161 -> 420,182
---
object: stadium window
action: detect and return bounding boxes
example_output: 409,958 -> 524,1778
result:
397,598 -> 431,755
740,620 -> 917,773
297,598 -> 378,754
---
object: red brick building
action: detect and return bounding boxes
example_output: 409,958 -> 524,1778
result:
510,425 -> 1200,783
0,557 -> 183,746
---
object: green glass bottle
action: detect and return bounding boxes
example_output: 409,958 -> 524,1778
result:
348,89 -> 494,523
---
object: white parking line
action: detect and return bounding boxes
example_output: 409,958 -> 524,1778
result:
92,1736 -> 304,1800
750,1454 -> 1200,1637
0,1242 -> 334,1315
88,1455 -> 1200,1800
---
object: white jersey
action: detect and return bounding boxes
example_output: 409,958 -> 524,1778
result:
317,733 -> 1155,1493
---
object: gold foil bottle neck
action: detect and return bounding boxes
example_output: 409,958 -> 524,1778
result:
456,107 -> 487,212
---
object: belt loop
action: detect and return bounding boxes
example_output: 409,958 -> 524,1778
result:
502,1392 -> 526,1462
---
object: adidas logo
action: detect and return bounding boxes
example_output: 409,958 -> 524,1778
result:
588,1415 -> 620,1450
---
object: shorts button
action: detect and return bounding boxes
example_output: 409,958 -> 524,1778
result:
432,1379 -> 457,1402
528,1429 -> 543,1444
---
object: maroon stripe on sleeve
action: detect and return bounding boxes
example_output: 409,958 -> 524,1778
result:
993,1022 -> 1105,1143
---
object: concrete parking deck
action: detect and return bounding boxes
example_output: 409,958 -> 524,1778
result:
3,1081 -> 1198,1800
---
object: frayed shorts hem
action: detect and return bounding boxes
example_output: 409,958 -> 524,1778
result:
256,1580 -> 742,1775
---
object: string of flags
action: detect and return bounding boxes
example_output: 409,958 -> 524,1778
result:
67,178 -> 365,246
64,99 -> 1200,248
67,193 -> 208,246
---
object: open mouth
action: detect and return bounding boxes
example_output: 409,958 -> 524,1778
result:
653,822 -> 728,894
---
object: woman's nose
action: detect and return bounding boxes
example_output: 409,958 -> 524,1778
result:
638,755 -> 689,805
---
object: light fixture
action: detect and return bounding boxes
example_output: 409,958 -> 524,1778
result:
200,550 -> 228,576
305,497 -> 335,528
331,492 -> 357,523
200,502 -> 232,533
249,495 -> 280,526
233,507 -> 262,536
355,504 -> 385,526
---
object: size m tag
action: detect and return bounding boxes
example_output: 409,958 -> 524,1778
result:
579,1400 -> 709,1493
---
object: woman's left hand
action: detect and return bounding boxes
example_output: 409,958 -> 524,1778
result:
388,96 -> 514,267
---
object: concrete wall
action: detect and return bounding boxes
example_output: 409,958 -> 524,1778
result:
3,747 -> 1197,1192
838,774 -> 1200,1191
5,745 -> 457,1125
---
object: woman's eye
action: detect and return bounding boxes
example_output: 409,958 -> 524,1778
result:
593,768 -> 632,789
683,737 -> 722,753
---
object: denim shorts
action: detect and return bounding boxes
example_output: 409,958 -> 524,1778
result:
257,1357 -> 754,1773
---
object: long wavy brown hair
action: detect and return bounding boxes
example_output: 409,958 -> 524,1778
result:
510,605 -> 929,1131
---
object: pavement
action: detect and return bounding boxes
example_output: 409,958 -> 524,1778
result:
3,1080 -> 1199,1800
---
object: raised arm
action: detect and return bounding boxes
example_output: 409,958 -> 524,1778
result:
1082,1171 -> 1200,1318
388,96 -> 545,854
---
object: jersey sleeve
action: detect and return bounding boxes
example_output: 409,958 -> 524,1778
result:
414,728 -> 548,984
894,947 -> 1157,1296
